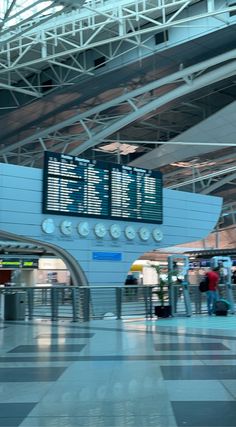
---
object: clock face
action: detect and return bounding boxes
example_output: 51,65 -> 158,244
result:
124,225 -> 136,240
152,228 -> 163,242
77,221 -> 90,237
110,223 -> 121,239
60,220 -> 73,235
139,226 -> 150,241
94,223 -> 107,238
42,218 -> 55,234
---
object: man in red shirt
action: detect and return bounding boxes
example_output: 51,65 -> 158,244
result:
206,267 -> 220,315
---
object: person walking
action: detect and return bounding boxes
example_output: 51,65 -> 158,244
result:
206,267 -> 220,315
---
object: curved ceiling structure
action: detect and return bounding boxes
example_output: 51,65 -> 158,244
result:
0,0 -> 236,236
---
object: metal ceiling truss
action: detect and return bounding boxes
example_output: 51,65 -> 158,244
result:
165,150 -> 236,174
165,160 -> 236,230
219,201 -> 236,229
201,172 -> 236,195
103,139 -> 236,148
0,48 -> 235,165
164,150 -> 236,193
0,0 -> 235,99
222,202 -> 236,217
0,1 -> 70,33
166,166 -> 236,191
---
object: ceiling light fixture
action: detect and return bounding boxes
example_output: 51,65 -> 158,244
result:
94,142 -> 139,155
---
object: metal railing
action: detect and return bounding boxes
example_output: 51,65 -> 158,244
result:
0,284 -> 235,322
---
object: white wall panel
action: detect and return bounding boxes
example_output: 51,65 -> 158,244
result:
0,163 -> 222,286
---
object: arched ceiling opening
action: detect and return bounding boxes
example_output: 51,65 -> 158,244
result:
0,230 -> 88,286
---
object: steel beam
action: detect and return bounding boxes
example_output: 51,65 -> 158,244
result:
0,49 -> 235,158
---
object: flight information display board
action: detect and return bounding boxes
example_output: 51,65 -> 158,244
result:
111,164 -> 162,222
43,152 -> 109,217
43,151 -> 162,223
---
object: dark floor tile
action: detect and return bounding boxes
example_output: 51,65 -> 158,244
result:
161,365 -> 236,380
36,333 -> 94,338
0,403 -> 36,417
172,401 -> 236,426
154,342 -> 229,351
0,367 -> 66,382
0,403 -> 36,426
0,418 -> 23,426
0,356 -> 80,362
2,354 -> 236,363
161,331 -> 236,341
125,326 -> 236,341
8,344 -> 86,353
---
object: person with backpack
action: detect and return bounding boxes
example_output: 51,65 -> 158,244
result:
206,267 -> 220,315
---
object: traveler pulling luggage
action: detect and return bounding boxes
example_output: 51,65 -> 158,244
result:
203,267 -> 220,316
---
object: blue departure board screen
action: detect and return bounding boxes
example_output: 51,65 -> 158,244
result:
43,151 -> 162,223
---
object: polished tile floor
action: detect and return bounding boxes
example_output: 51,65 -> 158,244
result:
0,315 -> 236,426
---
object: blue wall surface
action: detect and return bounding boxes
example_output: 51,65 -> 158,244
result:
0,163 -> 222,286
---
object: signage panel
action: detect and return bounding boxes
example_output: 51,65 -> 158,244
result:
0,258 -> 38,269
92,252 -> 122,261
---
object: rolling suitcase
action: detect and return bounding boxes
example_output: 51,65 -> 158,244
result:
214,299 -> 230,316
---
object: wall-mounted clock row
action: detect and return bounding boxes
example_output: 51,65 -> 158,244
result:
41,219 -> 164,242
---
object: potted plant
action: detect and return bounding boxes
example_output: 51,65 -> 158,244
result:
151,265 -> 172,318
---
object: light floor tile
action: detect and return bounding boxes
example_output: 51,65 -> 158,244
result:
165,380 -> 234,401
20,414 -> 177,427
0,316 -> 236,426
56,360 -> 116,383
221,380 -> 236,399
28,392 -> 174,417
0,383 -> 53,402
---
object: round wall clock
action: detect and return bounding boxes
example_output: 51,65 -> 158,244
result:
94,223 -> 107,238
139,226 -> 150,241
60,220 -> 73,235
77,221 -> 90,237
110,223 -> 121,239
124,225 -> 136,240
41,218 -> 55,234
152,228 -> 163,242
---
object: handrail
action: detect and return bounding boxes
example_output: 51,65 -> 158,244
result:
0,284 -> 235,321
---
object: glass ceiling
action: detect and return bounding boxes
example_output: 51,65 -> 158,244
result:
0,0 -> 63,29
